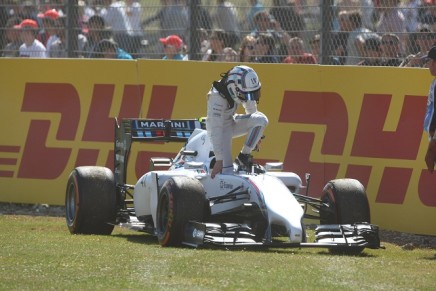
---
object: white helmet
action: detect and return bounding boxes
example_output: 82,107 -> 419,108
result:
225,65 -> 261,104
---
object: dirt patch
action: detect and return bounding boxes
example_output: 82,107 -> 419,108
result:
1,202 -> 435,250
0,202 -> 65,217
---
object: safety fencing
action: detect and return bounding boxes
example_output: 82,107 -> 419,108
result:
1,1 -> 436,64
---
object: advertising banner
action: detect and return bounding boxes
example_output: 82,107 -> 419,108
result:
0,59 -> 435,235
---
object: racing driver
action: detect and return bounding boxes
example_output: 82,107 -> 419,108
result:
206,65 -> 268,178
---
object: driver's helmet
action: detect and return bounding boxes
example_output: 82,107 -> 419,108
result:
225,65 -> 261,104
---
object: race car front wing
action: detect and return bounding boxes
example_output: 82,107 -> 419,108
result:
182,221 -> 383,251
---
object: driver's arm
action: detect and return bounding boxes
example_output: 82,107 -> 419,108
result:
243,100 -> 258,115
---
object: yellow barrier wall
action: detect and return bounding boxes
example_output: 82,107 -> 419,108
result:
1,59 -> 435,235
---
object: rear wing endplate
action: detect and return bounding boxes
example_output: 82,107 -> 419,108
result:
114,118 -> 205,185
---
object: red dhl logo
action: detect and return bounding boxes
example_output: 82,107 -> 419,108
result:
1,83 -> 435,207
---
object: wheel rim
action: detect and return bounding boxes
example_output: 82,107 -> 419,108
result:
66,182 -> 77,225
158,194 -> 169,233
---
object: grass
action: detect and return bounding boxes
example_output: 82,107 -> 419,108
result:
1,214 -> 435,290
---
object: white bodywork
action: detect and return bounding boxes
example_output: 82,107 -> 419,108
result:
133,129 -> 304,243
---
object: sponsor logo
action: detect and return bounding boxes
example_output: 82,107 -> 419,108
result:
192,228 -> 205,239
139,120 -> 189,129
116,139 -> 126,150
115,153 -> 124,163
220,181 -> 234,190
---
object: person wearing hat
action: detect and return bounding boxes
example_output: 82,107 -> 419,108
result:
423,46 -> 436,173
37,9 -> 61,55
159,34 -> 187,60
18,19 -> 47,58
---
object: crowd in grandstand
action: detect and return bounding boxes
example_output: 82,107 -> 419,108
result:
1,0 -> 436,67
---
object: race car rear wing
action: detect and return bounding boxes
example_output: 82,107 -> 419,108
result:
114,118 -> 205,185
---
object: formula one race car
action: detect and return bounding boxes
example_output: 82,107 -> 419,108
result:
65,118 -> 382,254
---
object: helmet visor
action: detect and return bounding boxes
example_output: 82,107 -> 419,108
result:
238,88 -> 261,102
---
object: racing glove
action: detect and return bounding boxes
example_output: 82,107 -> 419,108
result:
425,139 -> 436,173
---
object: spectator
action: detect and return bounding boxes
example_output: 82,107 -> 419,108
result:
345,10 -> 379,65
212,0 -> 240,48
80,0 -> 112,24
283,37 -> 317,64
401,26 -> 436,67
83,15 -> 112,58
269,0 -> 305,38
336,1 -> 375,30
251,10 -> 291,61
376,0 -> 406,50
202,29 -> 237,62
160,34 -> 187,60
246,0 -> 265,31
401,0 -> 421,34
142,0 -> 189,40
2,16 -> 23,57
406,22 -> 426,54
380,33 -> 404,66
360,0 -> 376,31
92,38 -> 133,59
17,1 -> 38,23
239,34 -> 257,62
332,10 -> 353,65
194,1 -> 213,32
37,9 -> 61,56
309,34 -> 321,63
103,0 -> 145,56
48,16 -> 88,58
416,25 -> 436,53
419,0 -> 436,32
198,28 -> 210,56
357,36 -> 383,66
253,33 -> 279,63
18,19 -> 47,58
309,33 -> 342,65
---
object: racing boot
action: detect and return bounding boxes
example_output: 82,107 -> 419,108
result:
236,152 -> 253,172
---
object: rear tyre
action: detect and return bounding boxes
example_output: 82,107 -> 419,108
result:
320,178 -> 370,254
65,166 -> 116,235
157,176 -> 206,247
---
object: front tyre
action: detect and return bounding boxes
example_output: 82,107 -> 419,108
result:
65,166 -> 116,235
320,178 -> 370,225
157,176 -> 206,247
319,178 -> 370,254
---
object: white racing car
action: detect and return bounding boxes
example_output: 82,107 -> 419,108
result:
65,118 -> 382,254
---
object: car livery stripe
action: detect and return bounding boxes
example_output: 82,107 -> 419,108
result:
248,178 -> 268,219
246,126 -> 261,148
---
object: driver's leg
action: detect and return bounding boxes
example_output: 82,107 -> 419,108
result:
233,111 -> 268,153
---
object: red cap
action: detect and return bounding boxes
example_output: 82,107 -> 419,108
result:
19,19 -> 38,29
159,35 -> 183,50
424,0 -> 436,4
37,9 -> 59,20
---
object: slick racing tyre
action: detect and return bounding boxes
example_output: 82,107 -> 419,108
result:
65,166 -> 116,235
320,178 -> 370,225
319,178 -> 370,254
157,176 -> 206,247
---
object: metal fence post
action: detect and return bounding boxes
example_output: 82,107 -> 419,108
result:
320,0 -> 334,65
66,0 -> 78,58
189,0 -> 201,60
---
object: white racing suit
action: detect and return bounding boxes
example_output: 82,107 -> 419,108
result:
206,86 -> 268,174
